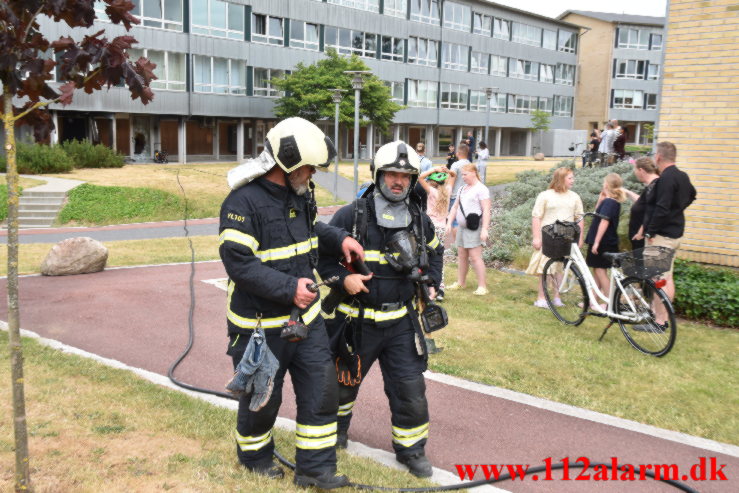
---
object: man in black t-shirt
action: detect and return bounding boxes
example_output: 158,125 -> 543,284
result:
643,141 -> 696,302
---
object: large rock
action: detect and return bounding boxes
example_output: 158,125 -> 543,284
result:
41,237 -> 108,276
534,152 -> 545,161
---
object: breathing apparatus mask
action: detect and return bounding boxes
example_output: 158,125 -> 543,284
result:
384,230 -> 448,333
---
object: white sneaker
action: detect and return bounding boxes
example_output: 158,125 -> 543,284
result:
553,298 -> 565,307
533,299 -> 548,308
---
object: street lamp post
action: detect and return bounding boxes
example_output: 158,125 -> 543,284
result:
344,70 -> 371,197
330,88 -> 346,201
483,87 -> 498,148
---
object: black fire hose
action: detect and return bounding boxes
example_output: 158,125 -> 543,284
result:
167,170 -> 700,493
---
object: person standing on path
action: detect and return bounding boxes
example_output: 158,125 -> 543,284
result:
318,141 -> 444,478
448,143 -> 471,245
476,142 -> 489,185
219,117 -> 363,489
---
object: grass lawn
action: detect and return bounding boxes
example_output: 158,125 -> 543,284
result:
4,239 -> 737,446
46,163 -> 341,226
432,266 -> 739,445
0,331 -> 435,492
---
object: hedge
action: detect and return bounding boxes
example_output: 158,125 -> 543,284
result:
0,141 -> 124,174
673,260 -> 739,327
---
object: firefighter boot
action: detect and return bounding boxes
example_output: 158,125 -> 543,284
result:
398,452 -> 433,478
245,458 -> 285,479
294,471 -> 350,489
336,429 -> 348,449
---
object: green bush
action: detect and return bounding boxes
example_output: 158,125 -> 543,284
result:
486,160 -> 640,263
0,142 -> 74,174
673,260 -> 739,327
60,139 -> 125,169
625,144 -> 652,154
59,183 -> 184,225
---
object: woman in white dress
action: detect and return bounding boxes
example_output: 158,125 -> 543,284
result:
526,167 -> 584,307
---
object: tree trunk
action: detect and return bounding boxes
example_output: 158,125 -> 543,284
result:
4,91 -> 32,492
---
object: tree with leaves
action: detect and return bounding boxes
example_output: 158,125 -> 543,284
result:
271,49 -> 402,133
0,2 -> 155,490
529,109 -> 552,156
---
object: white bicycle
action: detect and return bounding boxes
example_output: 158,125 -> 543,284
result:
540,214 -> 677,357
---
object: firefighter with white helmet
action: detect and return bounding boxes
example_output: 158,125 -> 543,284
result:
219,117 -> 363,489
318,140 -> 445,478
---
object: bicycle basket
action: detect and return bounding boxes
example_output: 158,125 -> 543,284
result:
541,222 -> 580,259
619,246 -> 675,279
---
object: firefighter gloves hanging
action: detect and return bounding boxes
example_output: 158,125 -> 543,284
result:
226,327 -> 280,412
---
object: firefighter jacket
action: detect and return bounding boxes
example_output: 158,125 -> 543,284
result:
219,177 -> 348,335
317,197 -> 443,311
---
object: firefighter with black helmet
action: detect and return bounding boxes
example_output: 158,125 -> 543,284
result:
318,141 -> 445,478
219,117 -> 363,489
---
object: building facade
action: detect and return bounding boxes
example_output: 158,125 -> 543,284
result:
26,0 -> 579,162
656,0 -> 738,268
559,10 -> 664,146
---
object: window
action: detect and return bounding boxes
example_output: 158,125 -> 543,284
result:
473,13 -> 492,36
128,48 -> 185,91
469,91 -> 505,112
647,63 -> 660,80
385,0 -> 408,18
650,33 -> 663,50
410,0 -> 440,25
493,17 -> 510,40
540,64 -> 555,83
407,79 -> 438,108
252,14 -> 283,45
440,83 -> 468,110
490,55 -> 507,77
553,95 -> 573,116
253,67 -> 285,97
508,94 -> 537,114
470,52 -> 489,74
558,30 -> 577,53
542,29 -> 557,50
290,21 -> 319,50
538,97 -> 553,113
442,2 -> 470,31
645,93 -> 658,110
129,0 -> 183,31
617,28 -> 649,49
509,58 -> 539,81
511,22 -> 541,47
555,63 -> 575,85
442,43 -> 468,71
408,37 -> 439,66
381,36 -> 405,62
615,59 -> 646,79
384,80 -> 404,102
193,55 -> 246,94
192,0 -> 244,39
327,0 -> 380,13
613,89 -> 644,109
325,27 -> 376,58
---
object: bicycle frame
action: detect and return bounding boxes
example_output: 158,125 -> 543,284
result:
562,242 -> 645,323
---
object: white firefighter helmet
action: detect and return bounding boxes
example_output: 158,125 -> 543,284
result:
371,141 -> 420,202
265,117 -> 336,173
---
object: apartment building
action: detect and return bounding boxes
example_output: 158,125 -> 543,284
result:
27,0 -> 579,161
559,10 -> 664,146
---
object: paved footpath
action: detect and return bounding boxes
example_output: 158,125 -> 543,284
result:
1,261 -> 736,492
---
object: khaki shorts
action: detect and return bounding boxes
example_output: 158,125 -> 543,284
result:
651,235 -> 681,276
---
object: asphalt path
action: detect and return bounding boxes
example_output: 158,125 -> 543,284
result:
1,261 -> 736,492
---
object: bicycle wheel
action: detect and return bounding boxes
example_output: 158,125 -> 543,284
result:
542,258 -> 589,326
614,277 -> 676,357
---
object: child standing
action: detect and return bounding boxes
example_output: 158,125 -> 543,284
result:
585,173 -> 626,304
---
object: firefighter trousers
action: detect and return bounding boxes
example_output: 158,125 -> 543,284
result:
228,317 -> 339,476
335,314 -> 429,459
